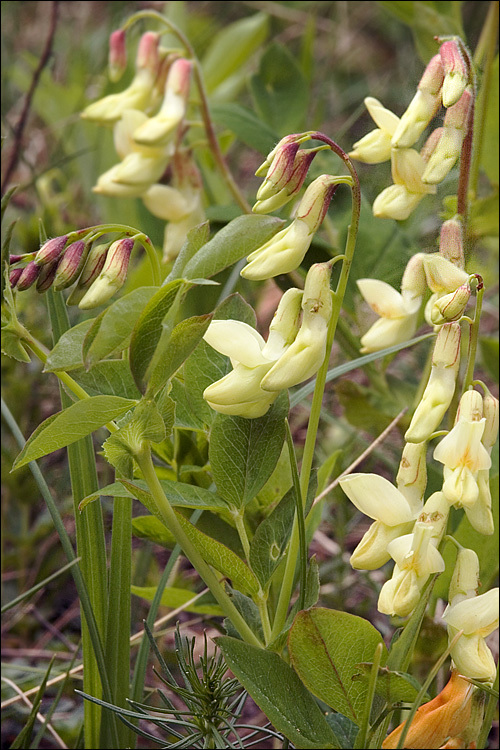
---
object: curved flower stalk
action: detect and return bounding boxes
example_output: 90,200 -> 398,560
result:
443,548 -> 499,683
203,263 -> 332,418
339,473 -> 420,570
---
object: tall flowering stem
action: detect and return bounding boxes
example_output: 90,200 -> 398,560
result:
270,135 -> 360,641
121,10 -> 252,214
462,274 -> 484,391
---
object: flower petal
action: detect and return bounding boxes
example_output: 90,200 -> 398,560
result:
203,320 -> 268,367
339,473 -> 416,525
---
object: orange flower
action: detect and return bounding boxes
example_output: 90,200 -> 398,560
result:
382,671 -> 473,749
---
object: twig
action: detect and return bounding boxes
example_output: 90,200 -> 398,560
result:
0,676 -> 68,749
1,1 -> 60,195
313,407 -> 408,506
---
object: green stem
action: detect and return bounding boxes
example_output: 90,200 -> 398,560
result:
462,277 -> 484,391
121,10 -> 252,214
256,592 -> 272,645
135,447 -> 263,647
270,138 -> 360,641
232,510 -> 251,561
285,420 -> 307,614
354,642 -> 383,749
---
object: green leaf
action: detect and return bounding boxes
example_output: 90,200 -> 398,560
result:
69,361 -> 142,399
180,214 -> 284,281
81,478 -> 229,513
82,287 -> 158,370
1,327 -> 31,362
44,319 -> 94,371
12,396 -> 137,470
129,279 -> 185,394
209,391 -> 289,510
352,665 -> 428,705
167,221 -> 210,282
210,102 -> 278,154
324,712 -> 359,750
249,473 -> 317,590
145,313 -> 213,397
102,400 -> 166,476
222,586 -> 264,642
201,13 -> 269,94
216,636 -> 341,749
131,585 -> 223,616
170,377 -> 206,430
174,511 -> 260,595
288,608 -> 388,722
249,43 -> 308,133
132,515 -> 175,547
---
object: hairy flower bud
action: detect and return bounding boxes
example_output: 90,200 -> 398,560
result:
439,216 -> 465,268
16,261 -> 41,291
108,29 -> 127,83
53,240 -> 88,290
430,282 -> 470,325
440,39 -> 469,108
35,260 -> 59,292
35,235 -> 68,266
9,267 -> 23,287
401,253 -> 427,297
78,238 -> 134,309
253,149 -> 318,214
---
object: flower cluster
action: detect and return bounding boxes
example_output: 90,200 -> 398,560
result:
357,216 -> 470,354
350,39 -> 473,220
82,31 -> 205,262
9,232 -> 136,309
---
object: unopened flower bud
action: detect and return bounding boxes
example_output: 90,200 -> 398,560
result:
240,219 -> 311,280
481,392 -> 499,450
53,240 -> 88,290
108,29 -> 127,82
422,253 -> 469,293
78,238 -> 134,309
36,260 -> 59,292
430,282 -> 470,325
448,547 -> 480,605
135,31 -> 160,73
66,243 -> 109,306
253,149 -> 318,214
396,441 -> 428,510
9,267 -> 23,287
261,263 -> 332,391
295,174 -> 340,232
456,388 -> 483,423
16,261 -> 41,291
9,254 -> 24,264
440,40 -> 469,108
255,134 -> 304,177
255,141 -> 300,199
422,87 -> 473,184
391,54 -> 444,148
419,127 -> 443,162
439,216 -> 465,268
35,235 -> 68,266
405,322 -> 461,443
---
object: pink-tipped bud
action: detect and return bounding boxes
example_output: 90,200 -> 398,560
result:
401,253 -> 427,297
419,53 -> 445,96
430,282 -> 471,325
78,238 -> 134,309
422,87 -> 473,185
77,243 -> 109,288
35,235 -> 68,266
16,261 -> 41,291
439,216 -> 465,268
109,30 -> 127,82
36,260 -> 59,292
295,174 -> 340,232
420,128 -> 443,163
254,148 -> 318,214
255,134 -> 305,178
9,267 -> 23,287
391,55 -> 444,149
53,240 -> 88,290
135,31 -> 160,73
440,40 -> 469,107
9,254 -> 24,264
443,86 -> 473,130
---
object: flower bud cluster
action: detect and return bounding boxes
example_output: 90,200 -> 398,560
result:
9,233 -> 135,309
349,39 -> 472,221
82,31 -> 205,263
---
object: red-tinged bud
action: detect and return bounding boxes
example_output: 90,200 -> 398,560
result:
78,238 -> 134,309
420,127 -> 443,162
77,243 -> 109,288
136,31 -> 159,73
53,240 -> 88,290
9,254 -> 24,264
422,87 -> 473,184
440,40 -> 469,108
9,267 -> 23,287
109,29 -> 127,82
254,148 -> 318,214
295,174 -> 340,232
35,235 -> 68,266
439,216 -> 465,268
16,261 -> 41,291
430,282 -> 471,325
419,53 -> 446,96
36,260 -> 59,292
